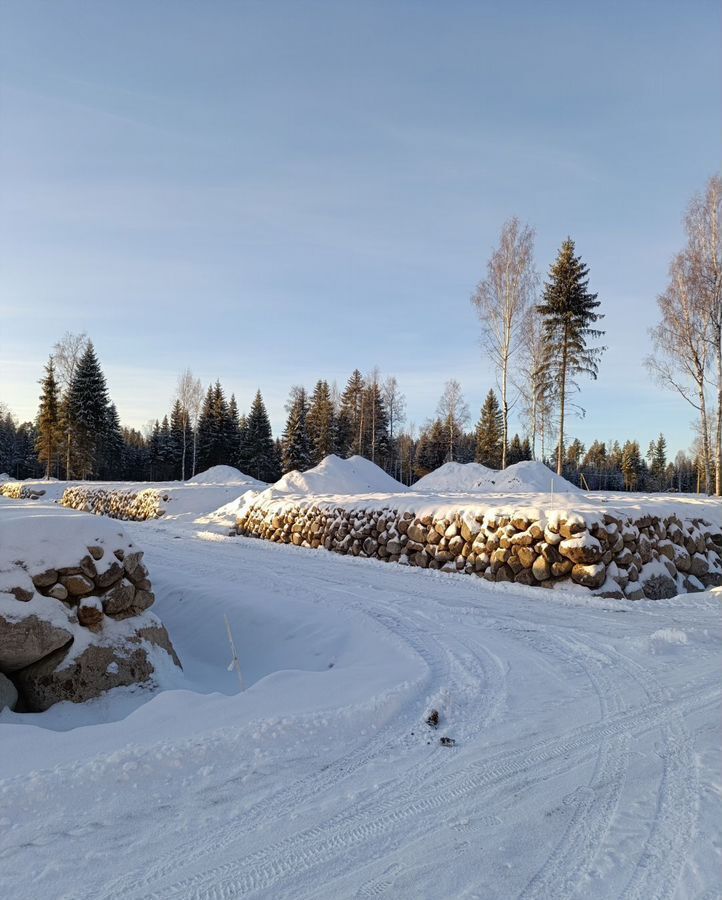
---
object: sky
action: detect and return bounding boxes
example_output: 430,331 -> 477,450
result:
0,0 -> 720,456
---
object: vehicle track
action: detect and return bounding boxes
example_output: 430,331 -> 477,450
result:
133,682 -> 716,899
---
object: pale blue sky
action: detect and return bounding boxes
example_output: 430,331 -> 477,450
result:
1,1 -> 720,454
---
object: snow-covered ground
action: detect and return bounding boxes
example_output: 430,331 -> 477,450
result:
0,483 -> 720,899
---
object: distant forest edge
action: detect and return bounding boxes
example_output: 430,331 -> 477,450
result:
2,175 -> 720,495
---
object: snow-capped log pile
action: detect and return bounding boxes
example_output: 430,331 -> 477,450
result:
0,482 -> 46,500
61,486 -> 167,520
234,503 -> 722,599
0,510 -> 181,711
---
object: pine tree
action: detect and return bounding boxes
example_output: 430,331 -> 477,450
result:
565,438 -> 585,471
36,357 -> 62,478
475,389 -> 503,468
245,389 -> 277,482
537,239 -> 605,475
282,387 -> 312,473
307,380 -> 336,464
621,440 -> 641,490
65,342 -> 111,478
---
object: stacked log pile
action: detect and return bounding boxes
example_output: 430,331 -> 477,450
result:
1,535 -> 180,712
0,483 -> 46,500
62,486 -> 167,520
24,543 -> 157,619
234,503 -> 722,599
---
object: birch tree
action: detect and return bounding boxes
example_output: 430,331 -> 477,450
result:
647,251 -> 713,492
685,175 -> 722,494
176,368 -> 203,478
472,218 -> 536,468
436,379 -> 469,462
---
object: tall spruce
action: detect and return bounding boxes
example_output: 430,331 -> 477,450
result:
338,370 -> 365,456
307,379 -> 336,464
36,357 -> 62,478
195,385 -> 216,472
475,389 -> 503,468
65,342 -> 111,478
245,389 -> 277,482
362,378 -> 389,465
282,387 -> 312,473
537,238 -> 605,475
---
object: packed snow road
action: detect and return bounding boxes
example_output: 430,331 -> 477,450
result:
1,521 -> 720,900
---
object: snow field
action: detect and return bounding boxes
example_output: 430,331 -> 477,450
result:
0,489 -> 720,899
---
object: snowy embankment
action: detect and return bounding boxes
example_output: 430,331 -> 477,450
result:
0,489 -> 720,899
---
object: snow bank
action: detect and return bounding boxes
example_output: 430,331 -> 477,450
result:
186,465 -> 262,486
413,461 -> 496,492
488,461 -> 580,493
270,455 -> 407,496
412,460 -> 579,495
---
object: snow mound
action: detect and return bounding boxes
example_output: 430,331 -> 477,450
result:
414,461 -> 497,492
471,460 -> 581,494
187,465 -> 261,486
271,455 -> 407,496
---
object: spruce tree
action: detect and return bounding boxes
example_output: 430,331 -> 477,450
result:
475,389 -> 503,468
227,394 -> 241,468
651,433 -> 667,488
195,386 -> 216,472
537,238 -> 605,475
36,357 -> 62,478
65,342 -> 110,478
238,413 -> 249,473
507,434 -> 524,465
101,403 -> 124,479
338,370 -> 365,456
307,380 -> 336,464
362,380 -> 389,465
245,389 -> 277,482
282,387 -> 312,473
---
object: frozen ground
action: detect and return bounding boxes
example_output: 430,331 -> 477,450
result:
0,487 -> 720,900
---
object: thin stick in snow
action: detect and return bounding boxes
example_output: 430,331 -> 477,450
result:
224,614 -> 244,692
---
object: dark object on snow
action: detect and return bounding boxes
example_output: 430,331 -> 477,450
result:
426,709 -> 439,728
439,736 -> 456,747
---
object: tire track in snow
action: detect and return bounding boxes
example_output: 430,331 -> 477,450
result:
96,548 -> 508,900
132,683 -> 717,900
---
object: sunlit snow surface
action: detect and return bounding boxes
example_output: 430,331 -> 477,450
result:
0,482 -> 720,900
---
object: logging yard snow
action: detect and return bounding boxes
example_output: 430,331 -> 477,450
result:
0,478 -> 721,900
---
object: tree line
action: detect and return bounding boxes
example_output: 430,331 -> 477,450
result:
1,175 -> 718,494
0,346 -> 698,494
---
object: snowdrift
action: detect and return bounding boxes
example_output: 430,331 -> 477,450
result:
186,465 -> 263,486
484,461 -> 580,494
414,460 -> 579,495
414,461 -> 496,492
271,455 -> 407,496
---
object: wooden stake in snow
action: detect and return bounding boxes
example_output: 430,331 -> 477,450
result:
224,614 -> 244,692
